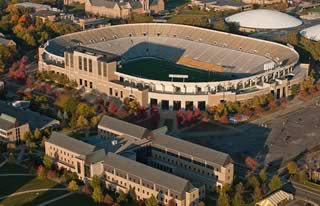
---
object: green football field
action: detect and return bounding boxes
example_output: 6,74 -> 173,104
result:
118,58 -> 228,82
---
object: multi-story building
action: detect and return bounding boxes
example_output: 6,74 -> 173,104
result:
45,132 -> 105,180
0,113 -> 30,142
84,0 -> 165,19
104,152 -> 202,206
98,115 -> 234,191
139,133 -> 234,191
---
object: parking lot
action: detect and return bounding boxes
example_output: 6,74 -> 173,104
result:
179,102 -> 320,168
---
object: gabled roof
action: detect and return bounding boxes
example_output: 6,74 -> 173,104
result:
151,133 -> 231,167
47,132 -> 96,156
98,115 -> 150,139
104,152 -> 193,193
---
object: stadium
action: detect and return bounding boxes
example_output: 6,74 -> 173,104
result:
38,23 -> 307,110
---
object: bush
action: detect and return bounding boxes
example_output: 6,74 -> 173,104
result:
47,170 -> 56,179
104,194 -> 114,205
37,165 -> 47,180
68,180 -> 79,191
82,184 -> 93,195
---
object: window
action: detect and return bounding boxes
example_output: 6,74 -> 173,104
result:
65,54 -> 69,66
89,59 -> 92,72
85,80 -> 87,87
109,88 -> 113,95
79,79 -> 82,85
84,58 -> 87,71
98,62 -> 102,75
90,82 -> 93,89
70,54 -> 73,67
103,63 -> 107,77
78,56 -> 82,70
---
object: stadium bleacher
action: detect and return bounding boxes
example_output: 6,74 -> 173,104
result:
44,24 -> 299,75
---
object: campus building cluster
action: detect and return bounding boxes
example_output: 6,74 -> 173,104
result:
45,115 -> 234,206
39,23 -> 307,111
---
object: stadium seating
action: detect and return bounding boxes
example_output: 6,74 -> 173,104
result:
45,24 -> 299,75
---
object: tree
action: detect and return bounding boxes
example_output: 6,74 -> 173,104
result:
37,165 -> 46,180
90,175 -> 101,188
104,194 -> 114,205
268,175 -> 282,191
217,188 -> 230,206
287,161 -> 298,177
116,191 -> 128,204
92,186 -> 104,203
232,192 -> 245,206
68,180 -> 79,191
42,154 -> 53,170
252,187 -> 262,203
259,168 -> 267,183
145,195 -> 157,206
82,184 -> 93,195
248,176 -> 260,190
176,109 -> 184,126
150,105 -> 160,128
34,128 -> 41,140
245,156 -> 257,171
108,102 -> 118,115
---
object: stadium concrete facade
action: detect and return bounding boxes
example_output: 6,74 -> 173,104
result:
38,23 -> 308,110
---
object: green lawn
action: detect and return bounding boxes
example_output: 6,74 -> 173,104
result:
0,176 -> 64,196
48,193 -> 104,206
0,163 -> 29,174
119,58 -> 226,82
0,190 -> 68,206
308,7 -> 320,13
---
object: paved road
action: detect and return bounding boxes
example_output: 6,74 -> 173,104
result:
35,192 -> 73,206
284,182 -> 320,205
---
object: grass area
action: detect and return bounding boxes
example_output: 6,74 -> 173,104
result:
307,6 -> 320,13
0,163 -> 29,174
165,0 -> 189,10
0,190 -> 68,206
119,58 -> 226,82
0,176 -> 64,196
47,193 -> 104,206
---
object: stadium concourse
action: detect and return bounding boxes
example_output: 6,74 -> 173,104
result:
38,23 -> 308,110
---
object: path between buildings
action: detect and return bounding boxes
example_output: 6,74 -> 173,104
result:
0,188 -> 68,200
35,192 -> 73,206
0,159 -> 8,168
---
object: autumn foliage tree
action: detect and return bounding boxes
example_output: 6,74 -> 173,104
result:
8,56 -> 28,80
245,156 -> 257,171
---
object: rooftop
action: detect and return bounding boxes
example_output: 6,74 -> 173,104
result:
151,133 -> 232,166
0,101 -> 59,130
47,132 -> 97,156
104,152 -> 193,193
99,115 -> 150,139
0,114 -> 16,130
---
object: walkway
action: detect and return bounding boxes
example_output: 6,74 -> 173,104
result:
35,192 -> 73,206
0,188 -> 68,200
0,174 -> 35,177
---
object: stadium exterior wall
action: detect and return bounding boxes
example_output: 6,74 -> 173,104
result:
38,23 -> 308,111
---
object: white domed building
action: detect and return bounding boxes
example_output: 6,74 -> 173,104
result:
300,24 -> 320,41
225,9 -> 302,32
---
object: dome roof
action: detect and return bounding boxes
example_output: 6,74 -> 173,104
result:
300,24 -> 320,41
225,9 -> 302,30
